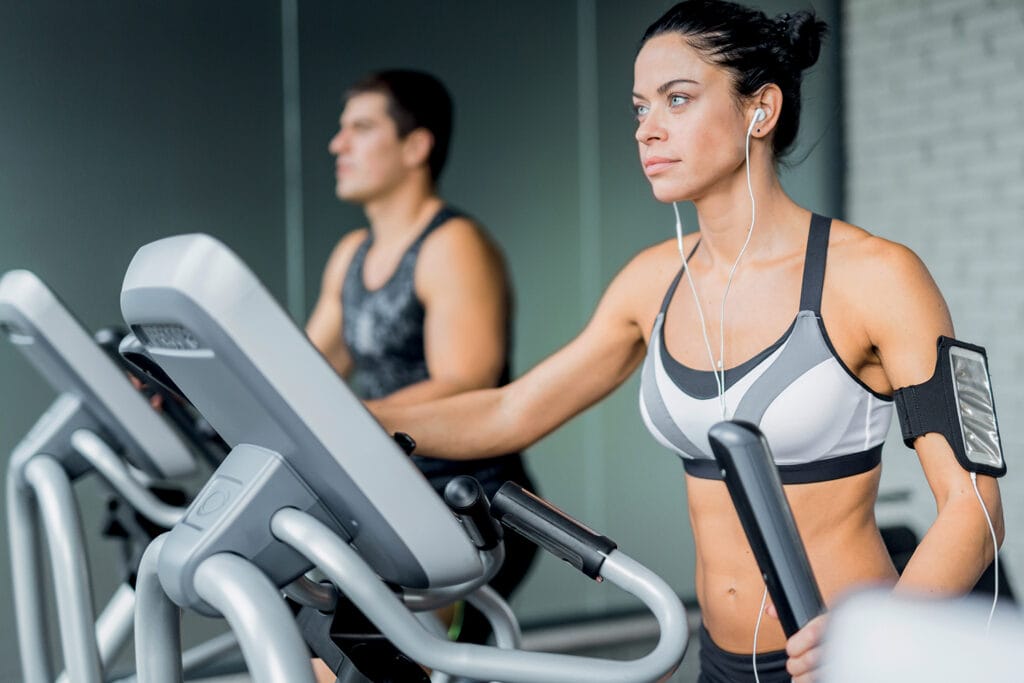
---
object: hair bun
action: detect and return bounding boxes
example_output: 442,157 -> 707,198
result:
774,10 -> 827,70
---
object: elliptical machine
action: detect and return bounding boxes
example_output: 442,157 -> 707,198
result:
0,271 -> 232,683
120,234 -> 691,683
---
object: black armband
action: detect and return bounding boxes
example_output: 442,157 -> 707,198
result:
894,336 -> 1005,478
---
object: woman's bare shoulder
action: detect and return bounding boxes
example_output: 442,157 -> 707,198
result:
827,218 -> 932,286
827,218 -> 948,331
622,236 -> 689,278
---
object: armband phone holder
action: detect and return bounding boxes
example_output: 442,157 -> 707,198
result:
894,336 -> 1005,478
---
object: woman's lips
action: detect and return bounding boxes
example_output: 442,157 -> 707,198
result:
643,157 -> 678,175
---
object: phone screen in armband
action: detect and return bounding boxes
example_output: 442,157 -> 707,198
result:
948,344 -> 1004,474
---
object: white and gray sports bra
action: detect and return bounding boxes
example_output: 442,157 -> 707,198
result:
639,214 -> 893,485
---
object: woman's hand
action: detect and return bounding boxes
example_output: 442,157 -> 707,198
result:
765,602 -> 827,682
784,612 -> 827,683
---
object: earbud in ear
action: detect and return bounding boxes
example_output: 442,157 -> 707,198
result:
753,108 -> 767,124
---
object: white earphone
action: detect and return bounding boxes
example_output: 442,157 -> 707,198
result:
749,107 -> 767,134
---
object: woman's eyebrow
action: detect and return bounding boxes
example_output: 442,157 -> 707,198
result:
631,78 -> 700,100
657,78 -> 699,94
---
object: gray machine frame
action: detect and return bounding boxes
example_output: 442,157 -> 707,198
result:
122,234 -> 688,683
0,270 -> 203,683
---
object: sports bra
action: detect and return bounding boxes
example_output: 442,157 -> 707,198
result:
639,214 -> 894,485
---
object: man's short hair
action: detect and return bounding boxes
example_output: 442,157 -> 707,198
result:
346,70 -> 454,183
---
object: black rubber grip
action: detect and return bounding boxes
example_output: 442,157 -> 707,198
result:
392,432 -> 416,455
707,421 -> 826,637
490,482 -> 616,580
443,476 -> 503,550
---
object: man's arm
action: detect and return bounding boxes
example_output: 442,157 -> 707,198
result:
305,229 -> 367,377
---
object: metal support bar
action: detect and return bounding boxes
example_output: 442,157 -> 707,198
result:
24,455 -> 103,683
282,574 -> 339,612
193,553 -> 315,683
57,582 -> 137,683
134,535 -> 183,683
401,544 -> 505,612
7,456 -> 54,683
70,430 -> 186,529
272,508 -> 688,683
467,585 -> 521,650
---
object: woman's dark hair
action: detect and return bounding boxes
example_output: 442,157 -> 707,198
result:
346,69 -> 454,183
641,0 -> 828,159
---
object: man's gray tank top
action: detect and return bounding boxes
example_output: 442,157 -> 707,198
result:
340,206 -> 524,483
341,206 -> 511,400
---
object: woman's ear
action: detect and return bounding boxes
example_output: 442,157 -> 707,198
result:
750,84 -> 783,138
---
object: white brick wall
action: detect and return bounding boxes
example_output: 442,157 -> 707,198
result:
845,0 -> 1024,589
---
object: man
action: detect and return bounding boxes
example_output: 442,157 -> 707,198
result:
306,70 -> 537,681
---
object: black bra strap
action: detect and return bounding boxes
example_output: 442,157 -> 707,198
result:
799,214 -> 832,313
659,239 -> 702,313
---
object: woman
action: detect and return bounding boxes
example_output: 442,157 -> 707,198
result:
374,3 -> 1004,681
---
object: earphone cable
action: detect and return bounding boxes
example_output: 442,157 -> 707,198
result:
673,202 -> 726,415
971,471 -> 999,630
672,113 -> 761,421
752,585 -> 768,683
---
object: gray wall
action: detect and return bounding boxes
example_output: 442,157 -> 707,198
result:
844,0 -> 1024,589
0,0 -> 840,675
0,1 -> 288,675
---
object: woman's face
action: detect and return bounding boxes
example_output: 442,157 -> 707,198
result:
633,33 -> 748,203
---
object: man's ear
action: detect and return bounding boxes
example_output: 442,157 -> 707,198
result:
402,128 -> 434,169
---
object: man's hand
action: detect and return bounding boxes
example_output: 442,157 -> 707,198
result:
128,374 -> 164,410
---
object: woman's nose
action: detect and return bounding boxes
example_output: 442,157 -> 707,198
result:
635,111 -> 665,145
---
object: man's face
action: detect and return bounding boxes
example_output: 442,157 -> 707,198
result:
328,92 -> 409,203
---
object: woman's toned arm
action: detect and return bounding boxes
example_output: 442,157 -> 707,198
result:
372,248 -> 662,459
787,236 -> 1004,683
866,242 -> 1004,591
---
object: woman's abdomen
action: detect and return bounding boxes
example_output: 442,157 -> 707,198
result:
689,467 -> 898,653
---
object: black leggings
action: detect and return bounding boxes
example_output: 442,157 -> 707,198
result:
417,454 -> 540,645
698,624 -> 791,683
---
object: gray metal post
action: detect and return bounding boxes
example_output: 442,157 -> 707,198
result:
134,535 -> 183,683
466,585 -> 522,649
113,632 -> 240,683
428,587 -> 518,683
192,553 -> 315,683
24,454 -> 103,683
180,632 -> 240,676
94,583 -> 137,670
7,456 -> 54,683
57,582 -> 137,683
69,430 -> 186,528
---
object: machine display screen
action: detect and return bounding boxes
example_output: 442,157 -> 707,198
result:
135,323 -> 203,351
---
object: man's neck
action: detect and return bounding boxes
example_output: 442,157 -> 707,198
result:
363,179 -> 442,245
